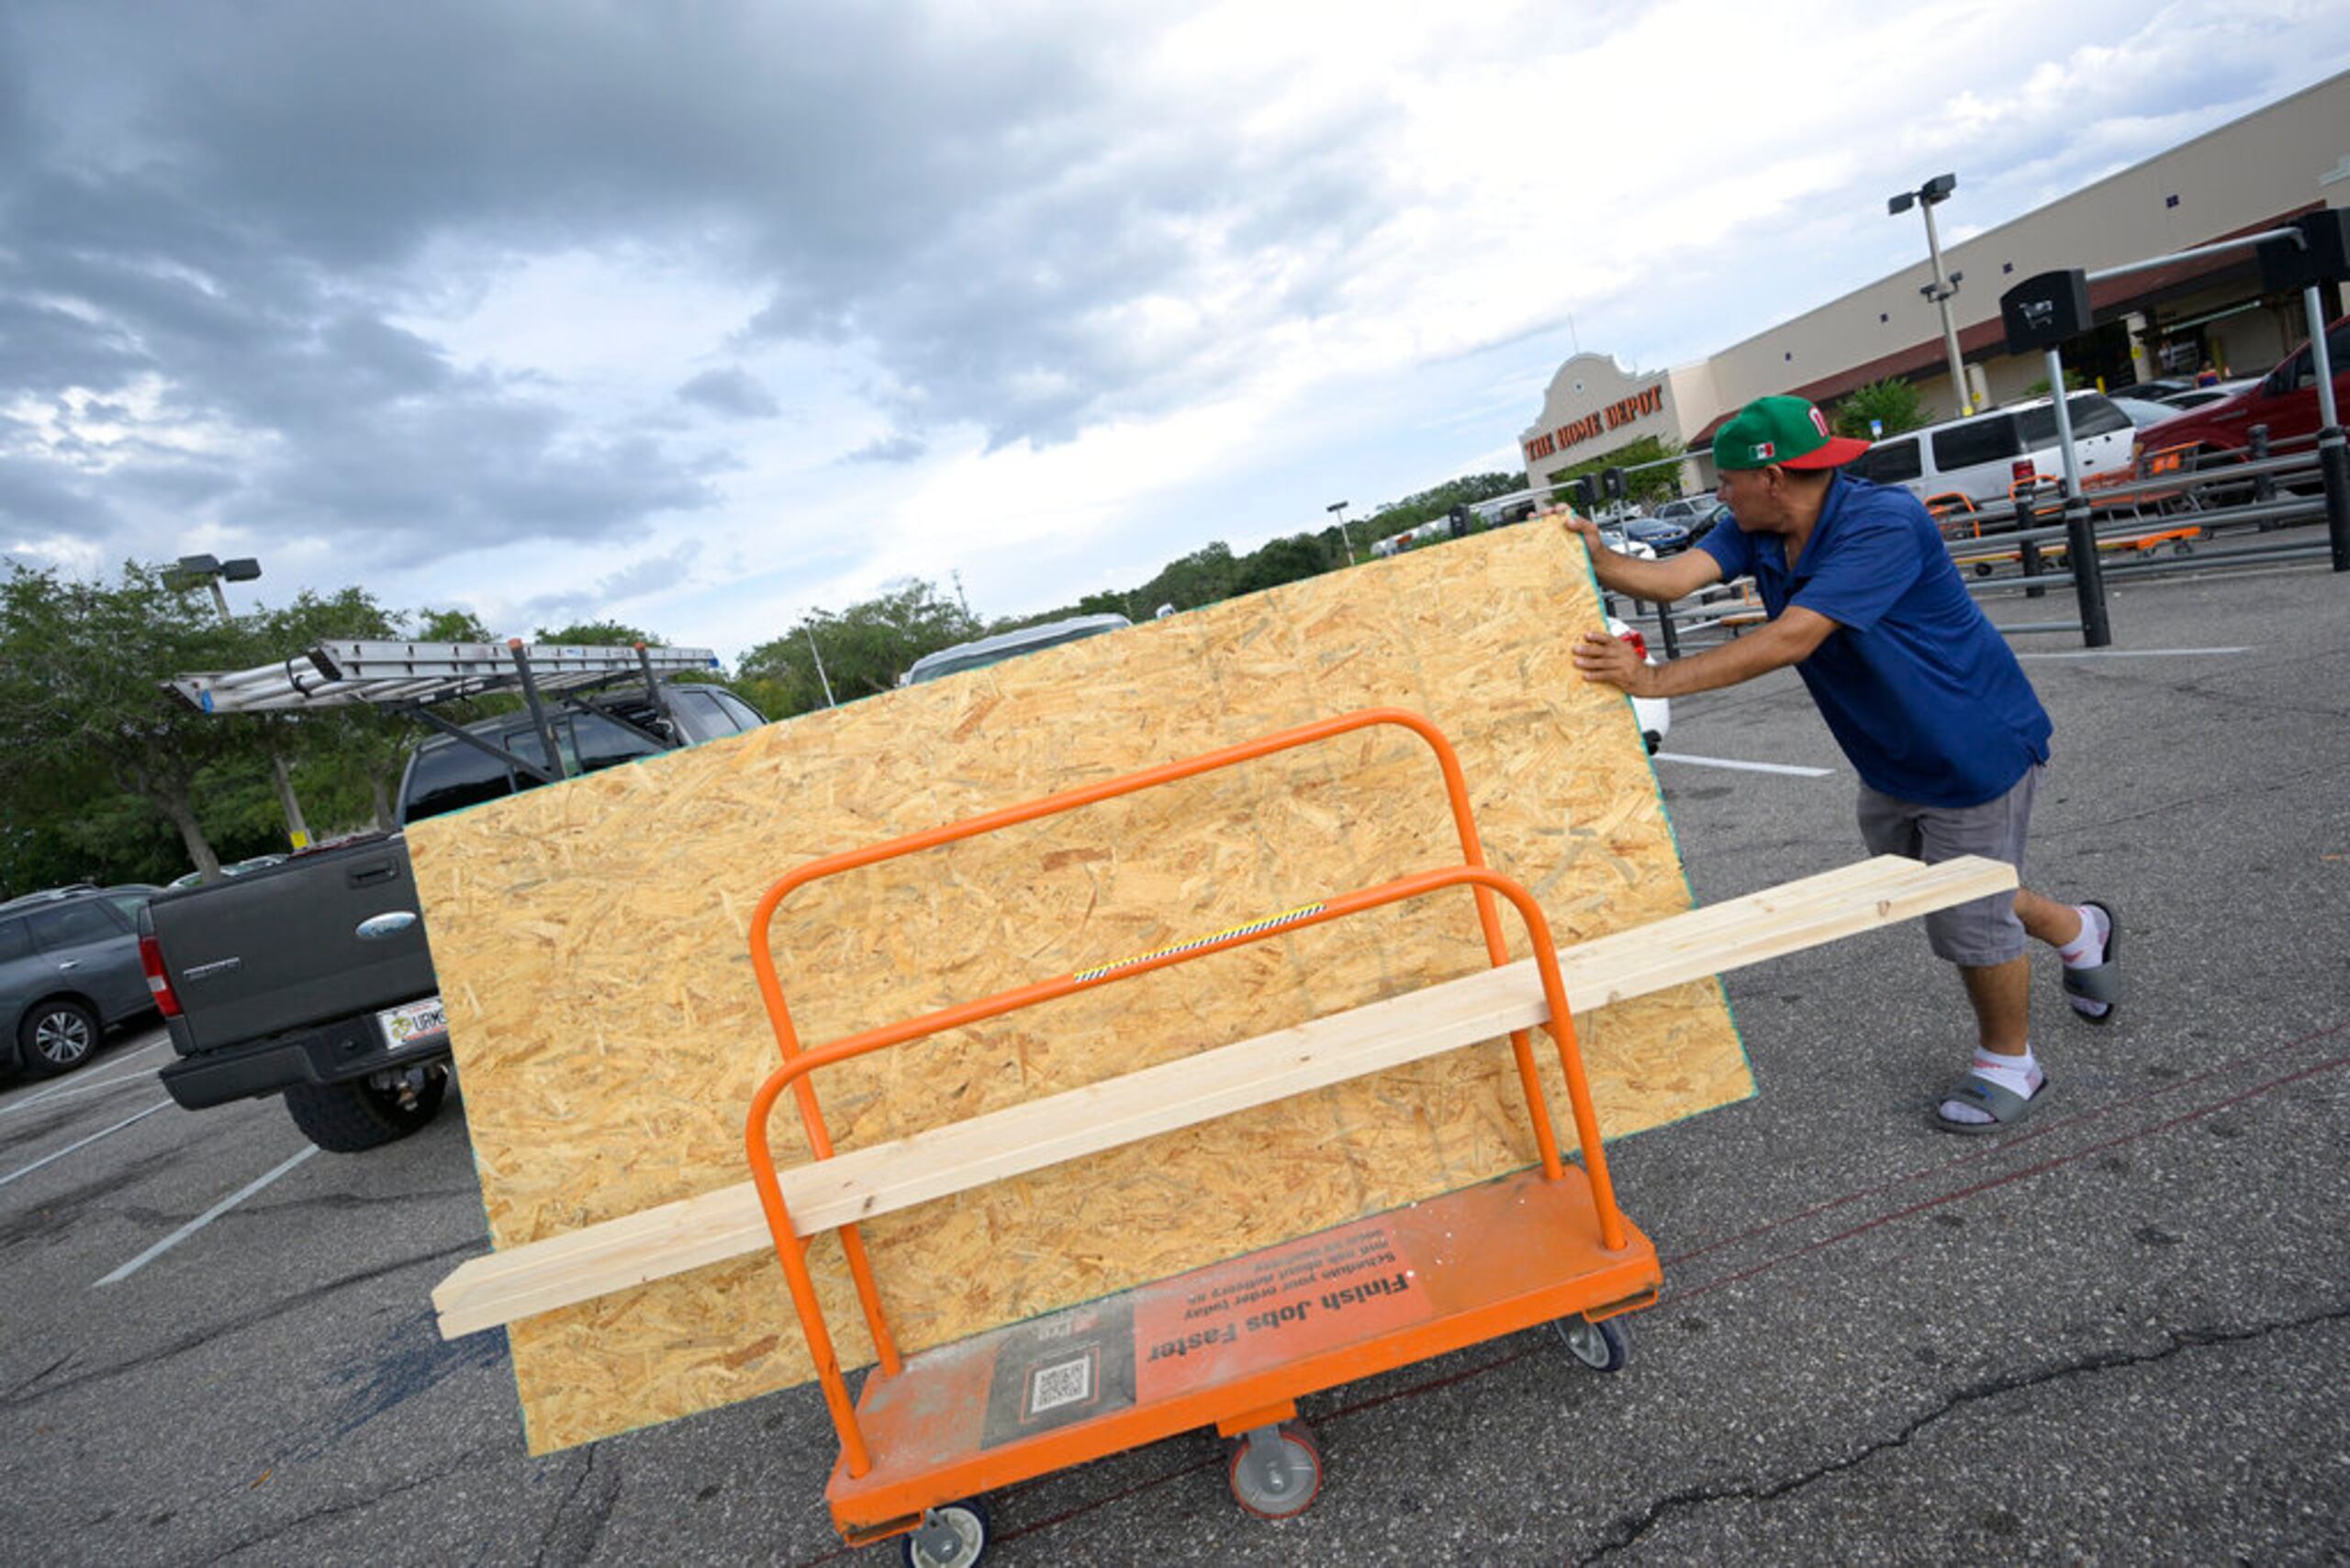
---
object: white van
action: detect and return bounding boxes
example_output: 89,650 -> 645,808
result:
1843,393 -> 2136,509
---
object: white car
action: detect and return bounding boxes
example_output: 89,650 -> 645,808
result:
1606,614 -> 1671,755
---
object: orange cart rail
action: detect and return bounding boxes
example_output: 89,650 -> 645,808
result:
744,708 -> 1656,1553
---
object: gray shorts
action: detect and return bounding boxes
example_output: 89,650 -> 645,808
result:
1855,764 -> 2039,966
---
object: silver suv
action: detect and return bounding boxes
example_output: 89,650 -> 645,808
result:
0,889 -> 155,1078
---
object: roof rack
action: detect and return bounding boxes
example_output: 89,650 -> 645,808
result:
165,639 -> 720,715
164,639 -> 727,790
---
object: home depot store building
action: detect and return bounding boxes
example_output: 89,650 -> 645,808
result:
1522,69 -> 2350,498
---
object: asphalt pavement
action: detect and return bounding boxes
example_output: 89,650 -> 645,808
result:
2,543 -> 2344,1566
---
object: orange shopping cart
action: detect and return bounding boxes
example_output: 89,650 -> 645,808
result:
743,708 -> 1661,1565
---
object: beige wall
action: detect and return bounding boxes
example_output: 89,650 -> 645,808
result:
1523,70 -> 2350,486
1705,71 -> 2350,413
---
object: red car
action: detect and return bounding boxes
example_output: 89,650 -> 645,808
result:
2134,313 -> 2350,475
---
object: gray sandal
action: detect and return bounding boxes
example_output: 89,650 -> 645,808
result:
2062,900 -> 2121,1025
1934,1070 -> 2050,1136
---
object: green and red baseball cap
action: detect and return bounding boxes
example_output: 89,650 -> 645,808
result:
1712,395 -> 1871,471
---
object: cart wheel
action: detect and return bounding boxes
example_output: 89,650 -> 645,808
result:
901,1501 -> 989,1568
1226,1421 -> 1324,1520
1557,1313 -> 1629,1372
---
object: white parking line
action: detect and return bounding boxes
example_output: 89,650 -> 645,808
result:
0,1063 -> 165,1118
94,1145 -> 319,1287
0,1102 -> 173,1190
1654,752 -> 1835,778
2015,646 -> 2252,659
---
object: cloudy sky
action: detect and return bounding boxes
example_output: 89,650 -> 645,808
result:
5,1 -> 2347,662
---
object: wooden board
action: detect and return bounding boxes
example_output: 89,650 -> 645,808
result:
406,520 -> 1753,1454
431,855 -> 2013,1340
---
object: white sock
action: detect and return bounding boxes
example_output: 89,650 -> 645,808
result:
2058,904 -> 2112,1018
2056,903 -> 2108,967
1940,1046 -> 2042,1126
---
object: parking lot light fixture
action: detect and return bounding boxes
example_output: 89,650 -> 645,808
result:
170,553 -> 263,621
1326,500 -> 1356,566
1890,174 -> 1974,416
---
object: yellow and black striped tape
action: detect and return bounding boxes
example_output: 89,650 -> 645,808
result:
1073,902 -> 1326,985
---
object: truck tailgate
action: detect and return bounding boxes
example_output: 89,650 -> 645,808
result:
150,838 -> 440,1054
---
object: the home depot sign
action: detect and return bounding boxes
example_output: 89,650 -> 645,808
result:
1522,383 -> 1665,463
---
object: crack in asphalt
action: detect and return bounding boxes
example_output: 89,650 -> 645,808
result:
1576,1302 -> 2350,1564
202,1446 -> 505,1565
0,1238 -> 479,1411
532,1446 -> 621,1568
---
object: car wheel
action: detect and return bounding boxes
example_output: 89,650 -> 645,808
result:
282,1065 -> 449,1153
19,999 -> 99,1078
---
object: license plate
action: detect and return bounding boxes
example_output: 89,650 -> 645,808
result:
378,995 -> 448,1050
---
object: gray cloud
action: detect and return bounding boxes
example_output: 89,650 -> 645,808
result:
841,432 -> 927,465
676,366 -> 779,420
0,0 -> 1401,569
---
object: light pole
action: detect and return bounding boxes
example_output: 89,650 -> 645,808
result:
1889,174 -> 1974,416
168,554 -> 312,850
1326,500 -> 1356,566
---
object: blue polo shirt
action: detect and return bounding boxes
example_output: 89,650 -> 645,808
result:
1697,473 -> 2052,807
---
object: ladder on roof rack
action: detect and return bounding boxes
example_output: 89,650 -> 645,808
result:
164,639 -> 724,787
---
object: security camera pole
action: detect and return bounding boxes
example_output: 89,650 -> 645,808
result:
1326,501 -> 1357,566
171,553 -> 312,849
1890,174 -> 1973,415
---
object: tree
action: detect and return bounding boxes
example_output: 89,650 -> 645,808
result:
2022,366 -> 2089,396
534,618 -> 666,646
1548,436 -> 1688,505
1231,533 -> 1335,595
1832,377 -> 1933,439
740,579 -> 979,716
0,562 -> 256,882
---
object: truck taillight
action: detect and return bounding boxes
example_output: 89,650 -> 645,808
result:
139,935 -> 182,1018
2010,459 -> 2036,484
1617,627 -> 1650,661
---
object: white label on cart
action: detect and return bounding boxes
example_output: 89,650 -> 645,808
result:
1027,1352 -> 1093,1416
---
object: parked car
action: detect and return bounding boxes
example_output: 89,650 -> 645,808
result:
150,677 -> 770,1152
1647,496 -> 1716,530
1842,393 -> 2139,510
2134,316 -> 2350,472
901,613 -> 1134,687
2109,395 -> 2190,429
2152,377 -> 2259,410
167,855 -> 290,890
2128,376 -> 2199,402
1618,515 -> 1692,554
2,888 -> 155,1078
394,682 -> 764,825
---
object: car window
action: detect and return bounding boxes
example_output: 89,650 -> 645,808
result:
0,918 -> 31,960
103,892 -> 148,924
573,712 -> 666,771
2326,322 -> 2350,375
664,689 -> 734,741
711,690 -> 764,731
1931,415 -> 2019,470
2065,394 -> 2131,440
28,901 -> 125,949
1851,437 -> 1921,484
403,742 -> 515,823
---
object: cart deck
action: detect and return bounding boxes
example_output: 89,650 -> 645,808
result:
830,1163 -> 1657,1540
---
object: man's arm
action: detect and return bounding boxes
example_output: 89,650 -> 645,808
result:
1572,604 -> 1841,700
1563,515 -> 1724,603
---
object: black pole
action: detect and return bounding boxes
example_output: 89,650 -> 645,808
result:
1656,595 -> 1681,660
2323,427 -> 2350,572
508,639 -> 572,781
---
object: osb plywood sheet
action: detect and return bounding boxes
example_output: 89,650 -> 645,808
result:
407,521 -> 1751,1454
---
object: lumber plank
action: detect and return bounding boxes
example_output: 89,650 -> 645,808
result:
433,853 -> 2012,1339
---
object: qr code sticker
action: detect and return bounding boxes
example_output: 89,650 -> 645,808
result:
1027,1353 -> 1093,1416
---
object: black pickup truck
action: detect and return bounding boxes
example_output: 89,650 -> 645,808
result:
142,682 -> 767,1151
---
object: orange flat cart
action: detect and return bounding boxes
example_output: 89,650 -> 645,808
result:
744,708 -> 1662,1566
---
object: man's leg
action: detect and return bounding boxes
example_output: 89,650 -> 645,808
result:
1958,955 -> 2031,1056
2014,888 -> 2084,949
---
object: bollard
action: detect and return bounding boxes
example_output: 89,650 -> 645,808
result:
2323,425 -> 2350,572
2249,424 -> 2275,518
1656,594 -> 1681,660
2020,535 -> 2045,598
2062,491 -> 2112,647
